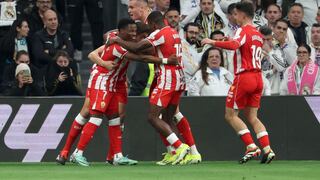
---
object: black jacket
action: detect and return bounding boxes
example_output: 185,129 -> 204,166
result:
0,62 -> 43,93
128,61 -> 150,96
44,62 -> 82,96
27,6 -> 64,37
31,28 -> 74,69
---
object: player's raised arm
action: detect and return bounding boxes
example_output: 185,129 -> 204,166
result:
88,45 -> 116,70
109,37 -> 153,53
201,38 -> 241,50
124,52 -> 179,65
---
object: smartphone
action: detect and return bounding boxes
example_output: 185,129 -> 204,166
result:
21,69 -> 31,78
61,67 -> 71,77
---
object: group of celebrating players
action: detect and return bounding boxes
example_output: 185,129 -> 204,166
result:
55,1 -> 275,166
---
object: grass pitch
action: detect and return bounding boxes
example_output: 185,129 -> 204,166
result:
0,161 -> 319,180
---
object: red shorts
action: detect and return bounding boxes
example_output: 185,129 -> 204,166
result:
89,89 -> 127,115
149,87 -> 183,108
226,71 -> 263,109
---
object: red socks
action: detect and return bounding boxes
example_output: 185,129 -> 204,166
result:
61,114 -> 88,155
238,129 -> 255,148
108,117 -> 122,158
77,117 -> 102,150
257,131 -> 271,152
175,113 -> 195,146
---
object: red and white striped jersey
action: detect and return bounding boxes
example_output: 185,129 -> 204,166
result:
87,44 -> 128,93
233,24 -> 264,74
147,26 -> 186,91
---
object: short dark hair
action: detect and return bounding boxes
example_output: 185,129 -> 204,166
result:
53,50 -> 71,62
312,23 -> 320,28
274,19 -> 289,27
259,25 -> 272,36
210,30 -> 225,39
117,18 -> 136,31
165,7 -> 180,15
235,2 -> 254,19
288,3 -> 304,13
183,22 -> 200,32
265,3 -> 281,13
147,11 -> 165,25
16,50 -> 29,60
136,22 -> 150,34
227,3 -> 237,14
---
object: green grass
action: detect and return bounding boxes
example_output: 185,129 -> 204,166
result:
0,161 -> 319,180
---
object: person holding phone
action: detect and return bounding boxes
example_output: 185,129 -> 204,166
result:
2,63 -> 45,96
45,50 -> 82,96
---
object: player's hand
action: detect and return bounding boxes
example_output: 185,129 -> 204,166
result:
201,38 -> 215,46
106,36 -> 120,46
167,54 -> 179,65
102,61 -> 117,70
103,29 -> 119,42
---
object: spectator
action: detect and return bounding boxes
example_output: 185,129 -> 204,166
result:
260,25 -> 290,95
309,23 -> 320,66
179,0 -> 227,29
287,3 -> 310,45
2,63 -> 45,96
147,0 -> 156,10
181,22 -> 203,94
295,0 -> 320,27
67,0 -> 103,62
194,0 -> 227,39
210,30 -> 234,74
188,47 -> 233,96
241,0 -> 268,28
218,0 -> 239,13
1,50 -> 43,94
27,0 -> 63,37
155,0 -> 170,14
224,3 -> 239,38
265,3 -> 282,28
0,18 -> 30,83
45,50 -> 82,96
280,44 -> 320,95
31,9 -> 73,69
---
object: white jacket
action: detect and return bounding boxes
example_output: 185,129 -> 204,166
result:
180,0 -> 228,28
280,62 -> 320,95
262,42 -> 296,95
181,39 -> 203,90
188,67 -> 233,96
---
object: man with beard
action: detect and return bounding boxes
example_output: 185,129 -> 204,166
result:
181,22 -> 203,94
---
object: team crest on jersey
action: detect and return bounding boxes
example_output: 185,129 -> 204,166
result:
101,102 -> 106,108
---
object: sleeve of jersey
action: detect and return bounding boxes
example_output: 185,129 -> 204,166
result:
214,28 -> 246,50
146,29 -> 165,47
113,45 -> 128,59
214,40 -> 240,50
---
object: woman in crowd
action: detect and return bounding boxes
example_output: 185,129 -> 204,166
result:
188,47 -> 233,96
0,18 -> 30,84
45,50 -> 82,96
280,44 -> 320,95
